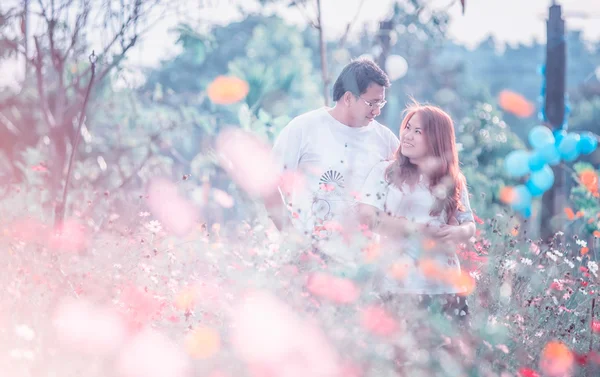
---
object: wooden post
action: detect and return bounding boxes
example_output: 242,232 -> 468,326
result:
316,0 -> 329,107
541,2 -> 566,242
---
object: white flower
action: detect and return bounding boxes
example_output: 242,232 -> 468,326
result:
10,349 -> 34,360
546,251 -> 558,262
563,258 -> 575,269
145,220 -> 162,233
139,263 -> 154,273
588,261 -> 598,277
520,257 -> 533,266
469,271 -> 481,280
556,231 -> 564,236
139,211 -> 151,217
576,239 -> 587,247
15,325 -> 35,341
552,249 -> 564,257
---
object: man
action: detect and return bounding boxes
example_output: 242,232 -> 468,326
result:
266,58 -> 399,262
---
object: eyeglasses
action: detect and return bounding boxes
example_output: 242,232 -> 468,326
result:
359,96 -> 387,110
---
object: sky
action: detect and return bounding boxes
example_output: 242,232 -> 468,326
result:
124,0 -> 600,68
1,0 -> 600,88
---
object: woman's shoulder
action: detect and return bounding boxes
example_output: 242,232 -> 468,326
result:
368,159 -> 395,177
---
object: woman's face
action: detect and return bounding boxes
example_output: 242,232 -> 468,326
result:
400,112 -> 429,164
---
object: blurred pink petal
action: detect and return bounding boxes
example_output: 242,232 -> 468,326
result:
9,217 -> 48,244
306,272 -> 360,304
116,329 -> 191,377
278,171 -> 306,197
53,298 -> 126,355
215,128 -> 280,197
231,292 -> 340,376
118,285 -> 163,333
47,218 -> 88,253
360,305 -> 399,337
213,188 -> 235,208
146,178 -> 199,236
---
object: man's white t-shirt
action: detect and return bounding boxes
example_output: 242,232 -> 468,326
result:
359,160 -> 475,295
272,107 -> 399,257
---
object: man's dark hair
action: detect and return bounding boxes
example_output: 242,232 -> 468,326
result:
332,58 -> 390,102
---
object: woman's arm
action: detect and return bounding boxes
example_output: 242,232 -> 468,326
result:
356,203 -> 424,238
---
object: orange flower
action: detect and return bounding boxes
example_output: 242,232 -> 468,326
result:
174,287 -> 197,312
422,238 -> 437,251
446,270 -> 476,296
540,341 -> 574,377
418,259 -> 444,280
499,186 -> 516,204
389,262 -> 409,280
594,230 -> 600,238
362,242 -> 380,262
207,76 -> 249,105
185,327 -> 221,359
564,207 -> 575,220
498,90 -> 535,118
580,170 -> 598,192
581,247 -> 590,255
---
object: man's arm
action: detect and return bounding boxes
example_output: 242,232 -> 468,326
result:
264,188 -> 290,231
264,121 -> 303,231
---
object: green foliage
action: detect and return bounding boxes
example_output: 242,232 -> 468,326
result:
456,103 -> 526,219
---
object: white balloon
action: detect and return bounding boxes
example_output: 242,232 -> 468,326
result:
385,55 -> 408,81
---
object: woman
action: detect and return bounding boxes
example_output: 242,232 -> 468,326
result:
357,102 -> 476,369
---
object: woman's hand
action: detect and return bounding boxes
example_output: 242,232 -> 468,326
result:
429,222 -> 475,244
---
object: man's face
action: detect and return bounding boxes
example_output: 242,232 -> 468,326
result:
348,84 -> 386,127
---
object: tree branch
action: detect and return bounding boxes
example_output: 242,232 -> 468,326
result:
338,0 -> 366,49
33,36 -> 57,128
54,51 -> 97,227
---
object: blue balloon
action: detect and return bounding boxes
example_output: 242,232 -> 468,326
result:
529,125 -> 555,150
528,151 -> 546,171
512,184 -> 532,211
558,133 -> 581,162
537,65 -> 546,75
519,206 -> 532,218
537,142 -> 561,166
504,150 -> 531,178
526,180 -> 545,197
530,164 -> 554,191
578,132 -> 598,155
554,129 -> 567,146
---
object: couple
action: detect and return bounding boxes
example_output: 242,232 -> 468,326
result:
266,57 -> 476,321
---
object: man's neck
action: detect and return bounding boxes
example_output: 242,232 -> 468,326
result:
327,105 -> 359,128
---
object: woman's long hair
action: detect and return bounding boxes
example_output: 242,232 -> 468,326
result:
385,101 -> 467,221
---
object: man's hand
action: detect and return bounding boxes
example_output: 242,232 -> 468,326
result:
429,221 -> 475,244
263,188 -> 291,231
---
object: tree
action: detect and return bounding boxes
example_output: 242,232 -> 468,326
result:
0,0 -> 169,212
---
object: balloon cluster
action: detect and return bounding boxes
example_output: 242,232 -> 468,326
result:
503,126 -> 598,217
